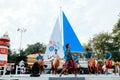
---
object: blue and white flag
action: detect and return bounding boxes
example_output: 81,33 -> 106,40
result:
44,17 -> 64,60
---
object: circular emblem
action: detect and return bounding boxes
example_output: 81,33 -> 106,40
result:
49,46 -> 54,52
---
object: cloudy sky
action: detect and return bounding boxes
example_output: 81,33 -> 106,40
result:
0,0 -> 120,51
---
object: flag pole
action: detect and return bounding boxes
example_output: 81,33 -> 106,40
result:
58,0 -> 63,49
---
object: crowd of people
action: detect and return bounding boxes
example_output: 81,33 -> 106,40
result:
30,43 -> 120,77
3,43 -> 120,77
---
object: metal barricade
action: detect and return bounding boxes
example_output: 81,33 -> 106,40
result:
0,66 -> 7,75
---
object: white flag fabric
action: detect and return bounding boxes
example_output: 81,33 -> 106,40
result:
44,17 -> 64,60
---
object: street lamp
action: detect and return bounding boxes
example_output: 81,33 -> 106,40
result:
17,28 -> 26,56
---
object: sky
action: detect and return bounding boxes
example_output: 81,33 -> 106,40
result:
0,0 -> 120,51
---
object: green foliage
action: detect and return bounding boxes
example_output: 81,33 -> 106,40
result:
8,42 -> 46,63
20,49 -> 26,56
89,18 -> 120,61
111,18 -> 120,61
8,49 -> 19,63
24,42 -> 46,55
112,19 -> 120,33
92,32 -> 112,52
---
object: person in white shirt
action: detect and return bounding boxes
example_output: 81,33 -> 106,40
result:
48,49 -> 60,74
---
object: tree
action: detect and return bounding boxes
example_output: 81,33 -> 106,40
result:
111,19 -> 120,61
112,19 -> 120,51
8,49 -> 19,63
88,32 -> 112,59
24,42 -> 46,55
20,49 -> 26,56
89,18 -> 120,61
92,32 -> 112,52
8,42 -> 46,63
112,19 -> 120,34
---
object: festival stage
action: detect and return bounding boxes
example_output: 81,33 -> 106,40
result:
0,74 -> 120,80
